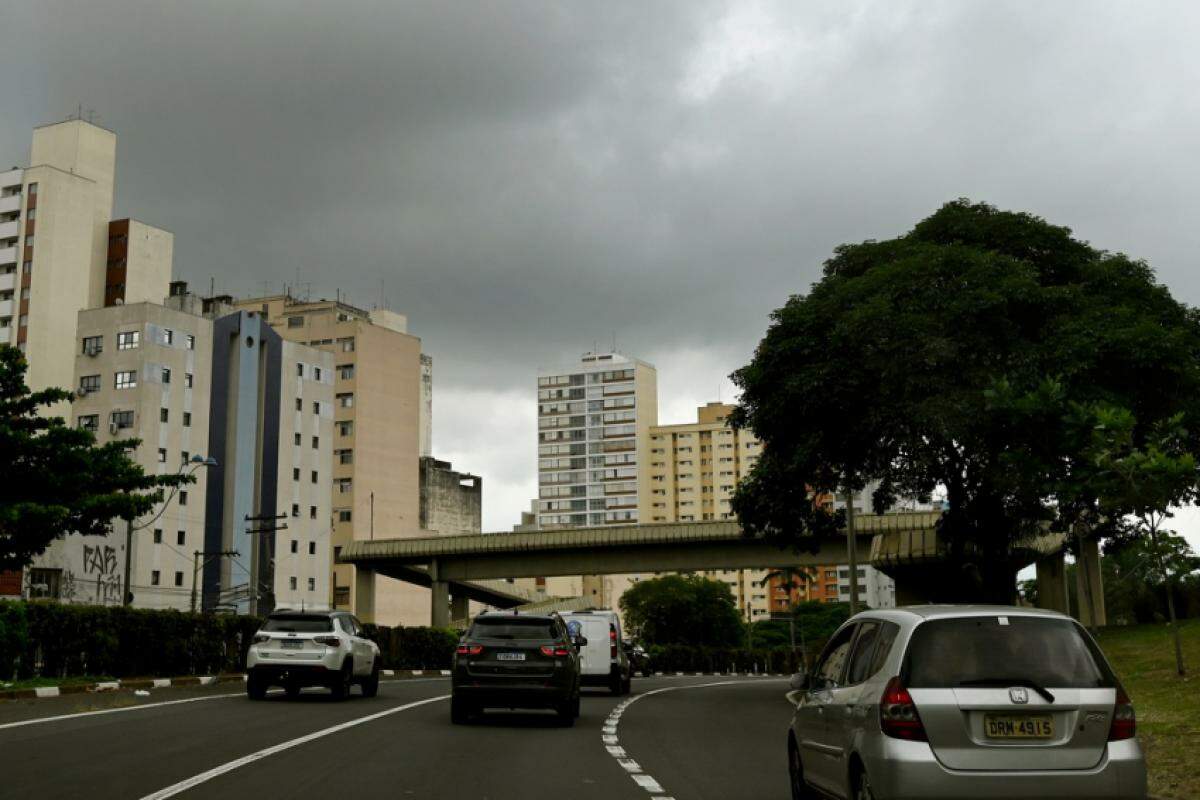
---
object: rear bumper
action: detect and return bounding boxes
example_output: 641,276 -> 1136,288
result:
453,683 -> 573,709
862,738 -> 1147,799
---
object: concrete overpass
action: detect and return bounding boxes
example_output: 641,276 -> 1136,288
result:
339,513 -> 942,626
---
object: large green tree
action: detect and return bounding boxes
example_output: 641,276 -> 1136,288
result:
618,574 -> 744,647
0,346 -> 191,570
731,200 -> 1200,601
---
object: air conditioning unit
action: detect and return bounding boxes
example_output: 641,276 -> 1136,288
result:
85,347 -> 101,357
109,421 -> 120,434
76,386 -> 89,396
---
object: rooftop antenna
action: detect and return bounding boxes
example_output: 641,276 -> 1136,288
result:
611,330 -> 617,353
209,277 -> 215,298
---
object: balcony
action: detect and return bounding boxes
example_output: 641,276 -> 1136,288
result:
0,220 -> 18,240
0,194 -> 19,215
0,270 -> 14,292
0,169 -> 21,190
0,247 -> 15,267
0,299 -> 11,318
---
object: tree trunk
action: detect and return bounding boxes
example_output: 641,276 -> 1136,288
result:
1165,585 -> 1186,678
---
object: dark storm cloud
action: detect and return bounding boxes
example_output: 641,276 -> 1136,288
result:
4,1 -> 1200,529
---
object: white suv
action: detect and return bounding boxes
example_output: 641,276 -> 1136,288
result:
246,610 -> 381,700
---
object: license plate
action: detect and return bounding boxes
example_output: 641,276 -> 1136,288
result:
496,652 -> 525,661
984,714 -> 1054,739
281,640 -> 303,650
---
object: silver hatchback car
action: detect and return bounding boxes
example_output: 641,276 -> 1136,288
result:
786,606 -> 1146,799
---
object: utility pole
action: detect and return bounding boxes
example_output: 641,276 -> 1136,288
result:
191,549 -> 239,613
844,488 -> 860,615
122,518 -> 134,606
245,513 -> 288,616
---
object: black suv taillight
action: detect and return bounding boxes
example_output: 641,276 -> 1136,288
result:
313,636 -> 340,647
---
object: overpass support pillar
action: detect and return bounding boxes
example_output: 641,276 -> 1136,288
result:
1074,537 -> 1107,628
430,559 -> 450,628
1035,551 -> 1068,614
451,594 -> 469,623
354,567 -> 376,625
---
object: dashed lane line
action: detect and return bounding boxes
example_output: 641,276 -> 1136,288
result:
136,694 -> 451,799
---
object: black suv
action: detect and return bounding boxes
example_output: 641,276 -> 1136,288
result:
451,612 -> 584,726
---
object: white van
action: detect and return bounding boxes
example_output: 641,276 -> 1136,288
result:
560,610 -> 632,695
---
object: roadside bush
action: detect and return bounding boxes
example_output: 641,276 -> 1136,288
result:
2,600 -> 457,680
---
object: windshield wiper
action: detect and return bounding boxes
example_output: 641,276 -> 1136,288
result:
958,677 -> 1055,703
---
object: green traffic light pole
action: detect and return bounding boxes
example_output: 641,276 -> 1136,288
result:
122,455 -> 217,607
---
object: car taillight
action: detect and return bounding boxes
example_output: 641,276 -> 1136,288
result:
610,624 -> 617,659
456,644 -> 483,656
879,676 -> 927,741
1108,687 -> 1136,741
313,636 -> 340,647
253,634 -> 270,644
541,646 -> 571,657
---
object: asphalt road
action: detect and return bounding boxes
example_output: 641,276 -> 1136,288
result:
0,675 -> 792,800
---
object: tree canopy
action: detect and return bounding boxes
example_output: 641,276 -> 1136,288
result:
731,200 -> 1200,600
0,346 -> 191,570
618,574 -> 744,647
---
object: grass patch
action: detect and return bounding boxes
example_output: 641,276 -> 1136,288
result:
1096,618 -> 1200,800
1,675 -> 115,692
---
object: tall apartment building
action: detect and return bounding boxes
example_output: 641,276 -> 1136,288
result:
767,563 -> 896,612
0,120 -> 170,405
535,351 -> 658,605
24,290 -> 333,614
236,294 -> 427,625
419,457 -> 482,536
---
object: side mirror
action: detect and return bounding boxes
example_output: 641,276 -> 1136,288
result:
789,670 -> 809,692
573,635 -> 588,648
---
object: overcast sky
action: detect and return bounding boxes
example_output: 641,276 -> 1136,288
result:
4,1 -> 1200,549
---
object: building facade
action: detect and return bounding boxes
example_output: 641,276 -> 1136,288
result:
419,457 -> 482,536
236,294 -> 427,625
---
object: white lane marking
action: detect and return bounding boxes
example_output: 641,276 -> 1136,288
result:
0,678 -> 449,732
603,679 -> 784,796
137,694 -> 450,799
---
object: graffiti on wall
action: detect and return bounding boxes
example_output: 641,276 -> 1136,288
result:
83,544 -> 123,604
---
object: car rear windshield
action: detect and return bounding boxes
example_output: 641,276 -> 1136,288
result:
904,616 -> 1114,689
470,617 -> 559,640
261,615 -> 333,633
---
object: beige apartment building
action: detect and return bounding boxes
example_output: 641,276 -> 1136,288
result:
237,294 -> 428,625
0,120 -> 170,410
638,402 -> 772,621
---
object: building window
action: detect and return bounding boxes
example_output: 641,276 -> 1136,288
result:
337,393 -> 354,408
291,503 -> 300,517
294,432 -> 301,446
161,367 -> 171,384
153,529 -> 162,544
338,364 -> 354,380
162,329 -> 174,345
183,412 -> 191,427
151,570 -> 160,586
21,261 -> 31,275
111,410 -> 134,429
178,490 -> 188,506
157,448 -> 167,463
160,408 -> 169,423
308,541 -> 316,555
186,334 -> 195,350
313,367 -> 322,381
295,398 -> 302,411
337,509 -> 352,522
289,576 -> 298,590
18,314 -> 28,328
25,235 -> 34,247
185,373 -> 193,388
312,436 -> 319,449
81,336 -> 103,355
336,449 -> 353,465
338,337 -> 355,352
337,421 -> 353,436
115,370 -> 137,389
174,571 -> 183,587
288,316 -> 304,329
309,506 -> 317,519
293,467 -> 300,481
338,478 -> 352,494
296,363 -> 304,377
307,577 -> 315,591
80,374 -> 101,393
177,530 -> 185,545
311,470 -> 318,483
290,540 -> 298,554
78,414 -> 99,432
117,330 -> 140,350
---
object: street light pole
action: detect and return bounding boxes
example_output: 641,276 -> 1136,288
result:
123,518 -> 134,606
844,488 -> 859,615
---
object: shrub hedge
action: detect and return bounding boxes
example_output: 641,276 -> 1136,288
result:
0,600 -> 458,680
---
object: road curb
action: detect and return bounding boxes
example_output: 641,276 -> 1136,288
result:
0,668 -> 453,701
